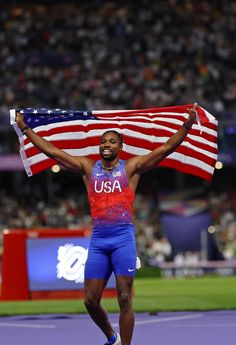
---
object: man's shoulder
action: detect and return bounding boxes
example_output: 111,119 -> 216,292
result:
80,157 -> 96,172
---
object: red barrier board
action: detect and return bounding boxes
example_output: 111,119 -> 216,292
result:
1,230 -> 29,300
1,228 -> 116,300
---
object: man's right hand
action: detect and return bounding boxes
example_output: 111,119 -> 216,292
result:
16,112 -> 27,130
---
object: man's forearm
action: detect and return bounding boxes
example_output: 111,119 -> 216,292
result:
164,121 -> 192,155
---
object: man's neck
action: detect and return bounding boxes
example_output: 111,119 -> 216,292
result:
101,159 -> 120,171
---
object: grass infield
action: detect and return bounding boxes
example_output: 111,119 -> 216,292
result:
0,275 -> 236,316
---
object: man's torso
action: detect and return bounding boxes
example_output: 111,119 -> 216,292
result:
88,159 -> 135,228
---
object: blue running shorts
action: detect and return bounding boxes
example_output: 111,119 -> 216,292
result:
84,224 -> 136,280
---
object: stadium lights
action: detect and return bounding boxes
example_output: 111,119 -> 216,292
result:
3,229 -> 10,234
51,164 -> 61,173
215,161 -> 223,169
208,226 -> 216,234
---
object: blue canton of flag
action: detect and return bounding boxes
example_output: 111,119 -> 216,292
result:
18,108 -> 96,128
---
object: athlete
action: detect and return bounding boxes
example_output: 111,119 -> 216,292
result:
16,104 -> 197,345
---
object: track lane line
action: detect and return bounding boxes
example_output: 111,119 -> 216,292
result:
112,313 -> 203,327
0,322 -> 56,329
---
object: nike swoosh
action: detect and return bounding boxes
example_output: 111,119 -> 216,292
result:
128,268 -> 135,272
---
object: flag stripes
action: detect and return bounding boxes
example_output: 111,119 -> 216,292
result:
10,104 -> 218,180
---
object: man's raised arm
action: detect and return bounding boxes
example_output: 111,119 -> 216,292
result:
127,103 -> 197,175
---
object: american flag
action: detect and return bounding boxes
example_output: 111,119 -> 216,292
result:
10,104 -> 218,181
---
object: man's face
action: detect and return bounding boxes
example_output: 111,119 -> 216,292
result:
99,132 -> 122,162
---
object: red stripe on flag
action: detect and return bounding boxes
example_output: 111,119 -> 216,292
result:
159,158 -> 213,181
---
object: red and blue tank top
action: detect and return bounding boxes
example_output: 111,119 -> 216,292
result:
88,160 -> 135,227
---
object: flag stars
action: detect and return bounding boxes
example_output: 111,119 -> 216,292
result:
33,109 -> 38,114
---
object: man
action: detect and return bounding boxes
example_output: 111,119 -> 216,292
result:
16,104 -> 196,345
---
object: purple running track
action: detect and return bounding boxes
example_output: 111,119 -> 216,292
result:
0,310 -> 236,345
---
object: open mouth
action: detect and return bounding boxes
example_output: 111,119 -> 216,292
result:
102,149 -> 112,156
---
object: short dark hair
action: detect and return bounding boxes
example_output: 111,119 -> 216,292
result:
102,130 -> 124,145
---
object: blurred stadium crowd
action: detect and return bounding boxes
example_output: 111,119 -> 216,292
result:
0,0 -> 235,130
0,181 -> 236,263
0,0 -> 236,263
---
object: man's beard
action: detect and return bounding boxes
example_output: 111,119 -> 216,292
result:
102,153 -> 116,162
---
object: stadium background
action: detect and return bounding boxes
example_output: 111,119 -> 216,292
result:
0,0 -> 236,299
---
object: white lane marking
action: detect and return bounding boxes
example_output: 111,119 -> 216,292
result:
172,323 -> 236,328
0,322 -> 56,329
112,313 -> 203,327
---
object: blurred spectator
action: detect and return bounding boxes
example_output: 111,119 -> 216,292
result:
209,191 -> 236,259
145,238 -> 172,266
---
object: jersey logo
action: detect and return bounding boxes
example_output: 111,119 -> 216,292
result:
94,180 -> 122,193
113,171 -> 121,177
